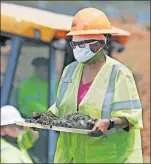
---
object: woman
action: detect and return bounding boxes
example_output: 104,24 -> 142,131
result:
48,8 -> 143,163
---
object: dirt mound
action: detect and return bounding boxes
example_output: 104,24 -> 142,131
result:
26,112 -> 93,129
53,112 -> 92,129
26,112 -> 58,127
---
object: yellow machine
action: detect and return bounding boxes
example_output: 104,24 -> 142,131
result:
1,2 -> 131,163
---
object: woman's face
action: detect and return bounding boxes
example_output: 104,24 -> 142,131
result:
71,36 -> 107,63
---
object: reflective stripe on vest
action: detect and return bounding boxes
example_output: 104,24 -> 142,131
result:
102,64 -> 141,135
102,64 -> 125,135
101,64 -> 126,118
56,62 -> 78,113
102,64 -> 142,118
112,100 -> 142,111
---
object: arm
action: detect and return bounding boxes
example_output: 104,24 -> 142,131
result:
109,117 -> 129,129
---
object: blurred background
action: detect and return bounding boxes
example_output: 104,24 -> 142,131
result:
1,1 -> 150,163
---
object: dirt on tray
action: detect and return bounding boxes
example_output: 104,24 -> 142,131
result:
25,112 -> 58,127
53,112 -> 93,129
25,112 -> 93,130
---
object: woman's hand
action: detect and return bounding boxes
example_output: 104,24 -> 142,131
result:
88,117 -> 130,137
87,118 -> 110,137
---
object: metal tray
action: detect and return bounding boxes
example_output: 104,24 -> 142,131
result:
52,126 -> 91,134
15,121 -> 91,134
15,121 -> 51,130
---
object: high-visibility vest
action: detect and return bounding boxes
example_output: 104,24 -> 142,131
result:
1,137 -> 33,163
49,55 -> 143,163
18,74 -> 58,117
56,60 -> 142,134
18,74 -> 48,117
17,130 -> 34,151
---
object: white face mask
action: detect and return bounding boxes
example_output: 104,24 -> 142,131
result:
73,42 -> 99,63
73,37 -> 107,63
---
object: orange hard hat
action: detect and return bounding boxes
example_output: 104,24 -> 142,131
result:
67,8 -> 118,36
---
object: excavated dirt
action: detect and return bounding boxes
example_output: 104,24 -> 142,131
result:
25,112 -> 93,130
53,112 -> 93,129
25,112 -> 58,127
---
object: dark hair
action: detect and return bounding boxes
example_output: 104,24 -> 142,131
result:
104,34 -> 112,43
32,57 -> 48,66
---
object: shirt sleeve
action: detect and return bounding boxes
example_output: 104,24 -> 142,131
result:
111,67 -> 143,129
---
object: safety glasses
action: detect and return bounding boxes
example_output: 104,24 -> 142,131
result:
70,40 -> 105,49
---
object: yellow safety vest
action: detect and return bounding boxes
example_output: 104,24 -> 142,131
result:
18,74 -> 48,117
1,137 -> 33,163
48,55 -> 143,163
17,130 -> 35,151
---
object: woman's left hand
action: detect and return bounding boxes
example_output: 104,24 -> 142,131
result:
87,118 -> 110,136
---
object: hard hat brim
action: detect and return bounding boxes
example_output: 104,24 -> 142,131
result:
111,26 -> 131,36
67,28 -> 119,36
1,118 -> 25,126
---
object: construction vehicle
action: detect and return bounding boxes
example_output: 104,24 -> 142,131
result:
1,2 -> 130,163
